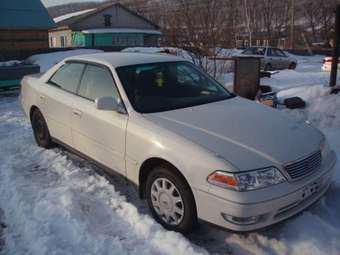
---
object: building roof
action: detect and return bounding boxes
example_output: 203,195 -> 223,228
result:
0,0 -> 55,29
82,28 -> 162,35
66,52 -> 184,68
54,8 -> 95,23
55,3 -> 159,30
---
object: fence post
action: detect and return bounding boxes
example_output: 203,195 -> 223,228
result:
330,5 -> 340,91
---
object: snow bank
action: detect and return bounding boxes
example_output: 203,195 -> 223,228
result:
0,60 -> 22,67
0,98 -> 206,255
25,49 -> 103,72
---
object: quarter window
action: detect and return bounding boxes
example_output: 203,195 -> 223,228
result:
78,65 -> 120,102
49,63 -> 85,93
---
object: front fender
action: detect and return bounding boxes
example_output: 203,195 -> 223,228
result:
125,114 -> 235,193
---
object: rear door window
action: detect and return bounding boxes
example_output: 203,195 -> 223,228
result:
254,47 -> 265,55
49,63 -> 85,93
242,48 -> 254,55
78,64 -> 120,102
267,48 -> 274,56
275,49 -> 287,57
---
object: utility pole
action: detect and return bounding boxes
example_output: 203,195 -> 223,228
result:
290,0 -> 295,49
330,4 -> 340,93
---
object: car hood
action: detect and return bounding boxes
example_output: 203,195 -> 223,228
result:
143,97 -> 323,171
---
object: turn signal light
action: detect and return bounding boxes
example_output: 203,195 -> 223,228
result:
207,171 -> 238,188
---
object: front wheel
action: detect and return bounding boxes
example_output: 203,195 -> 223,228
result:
145,165 -> 197,233
31,109 -> 53,148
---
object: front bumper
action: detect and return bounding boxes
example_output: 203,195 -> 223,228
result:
194,151 -> 337,232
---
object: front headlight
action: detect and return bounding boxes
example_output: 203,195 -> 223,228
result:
207,167 -> 286,191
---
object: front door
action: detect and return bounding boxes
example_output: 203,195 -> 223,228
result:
71,64 -> 128,175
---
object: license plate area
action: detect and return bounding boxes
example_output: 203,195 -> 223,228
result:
302,176 -> 328,200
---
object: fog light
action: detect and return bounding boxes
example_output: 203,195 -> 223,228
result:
221,213 -> 262,225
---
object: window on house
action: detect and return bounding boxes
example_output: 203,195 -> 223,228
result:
50,36 -> 57,48
60,36 -> 66,47
104,14 -> 112,27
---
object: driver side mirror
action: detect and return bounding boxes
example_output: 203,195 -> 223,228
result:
95,96 -> 126,114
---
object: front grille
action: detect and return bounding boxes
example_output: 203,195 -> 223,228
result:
284,150 -> 322,180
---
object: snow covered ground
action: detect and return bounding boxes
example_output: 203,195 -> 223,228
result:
0,51 -> 339,255
261,55 -> 332,90
0,94 -> 206,255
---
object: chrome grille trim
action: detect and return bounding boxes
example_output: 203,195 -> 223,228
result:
284,150 -> 322,180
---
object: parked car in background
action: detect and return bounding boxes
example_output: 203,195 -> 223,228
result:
241,47 -> 297,71
20,52 -> 336,233
322,56 -> 340,72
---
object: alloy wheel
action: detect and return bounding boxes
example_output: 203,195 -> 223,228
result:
150,177 -> 184,225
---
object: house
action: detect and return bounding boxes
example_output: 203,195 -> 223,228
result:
49,3 -> 162,49
0,0 -> 55,51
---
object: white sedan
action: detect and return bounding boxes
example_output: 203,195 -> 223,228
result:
241,47 -> 297,71
20,53 -> 336,233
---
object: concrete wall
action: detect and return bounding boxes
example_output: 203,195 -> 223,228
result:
0,30 -> 49,51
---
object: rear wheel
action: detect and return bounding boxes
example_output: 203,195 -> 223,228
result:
31,109 -> 53,148
145,165 -> 197,233
264,63 -> 272,71
289,62 -> 297,70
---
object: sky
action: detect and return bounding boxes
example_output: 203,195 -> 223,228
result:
41,0 -> 105,7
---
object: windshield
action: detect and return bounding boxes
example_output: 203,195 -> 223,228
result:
116,61 -> 233,113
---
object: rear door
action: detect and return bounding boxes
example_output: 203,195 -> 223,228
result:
266,48 -> 280,69
275,48 -> 290,68
44,62 -> 85,146
71,63 -> 128,175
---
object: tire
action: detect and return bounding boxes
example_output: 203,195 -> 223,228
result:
264,63 -> 272,71
31,109 -> 53,148
289,62 -> 297,70
145,165 -> 197,233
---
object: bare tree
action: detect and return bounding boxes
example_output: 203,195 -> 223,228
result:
243,0 -> 253,46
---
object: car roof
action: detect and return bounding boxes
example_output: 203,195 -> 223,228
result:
65,52 -> 185,68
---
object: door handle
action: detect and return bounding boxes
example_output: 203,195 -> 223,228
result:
39,95 -> 45,100
73,109 -> 82,117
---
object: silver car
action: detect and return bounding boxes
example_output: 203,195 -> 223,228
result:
241,47 -> 297,71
